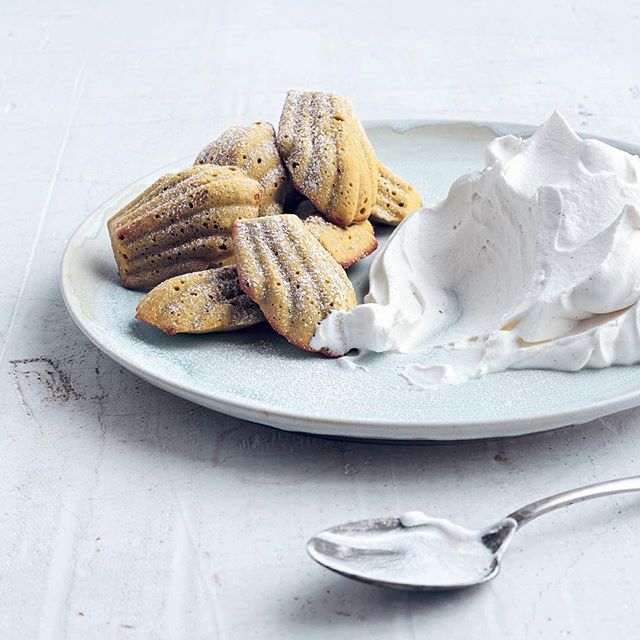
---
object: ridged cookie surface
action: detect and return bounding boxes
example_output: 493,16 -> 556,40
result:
195,122 -> 287,216
233,214 -> 357,354
135,266 -> 264,335
276,90 -> 378,227
296,200 -> 377,268
371,163 -> 422,225
108,165 -> 262,289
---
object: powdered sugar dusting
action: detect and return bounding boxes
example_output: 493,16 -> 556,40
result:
195,122 -> 287,216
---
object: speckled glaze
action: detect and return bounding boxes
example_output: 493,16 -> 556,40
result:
60,121 -> 640,440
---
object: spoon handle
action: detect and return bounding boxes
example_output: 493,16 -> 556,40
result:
507,475 -> 640,527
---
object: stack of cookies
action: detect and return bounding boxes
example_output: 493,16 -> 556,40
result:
107,90 -> 423,355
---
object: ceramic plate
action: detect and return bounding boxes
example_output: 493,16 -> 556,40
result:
61,121 -> 640,440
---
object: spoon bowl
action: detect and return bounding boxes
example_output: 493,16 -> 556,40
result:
307,516 -> 517,591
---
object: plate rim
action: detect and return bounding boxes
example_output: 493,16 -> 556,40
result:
60,118 -> 640,440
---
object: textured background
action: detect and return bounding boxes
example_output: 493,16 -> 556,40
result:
2,1 -> 640,637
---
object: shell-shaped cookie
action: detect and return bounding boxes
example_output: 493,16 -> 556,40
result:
108,165 -> 262,290
371,163 -> 422,225
194,122 -> 287,216
276,90 -> 378,227
296,200 -> 378,268
233,214 -> 357,354
135,266 -> 264,335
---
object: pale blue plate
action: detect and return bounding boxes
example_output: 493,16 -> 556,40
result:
60,121 -> 640,440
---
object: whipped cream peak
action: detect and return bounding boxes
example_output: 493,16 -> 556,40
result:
311,113 -> 640,384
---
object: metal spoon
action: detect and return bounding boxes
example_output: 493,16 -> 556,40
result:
307,476 -> 640,590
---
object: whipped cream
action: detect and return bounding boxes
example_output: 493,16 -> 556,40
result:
399,510 -> 432,527
311,112 -> 640,385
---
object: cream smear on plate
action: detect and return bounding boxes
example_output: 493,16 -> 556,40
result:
311,112 -> 640,386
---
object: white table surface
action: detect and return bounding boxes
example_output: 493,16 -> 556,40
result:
3,1 -> 640,637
